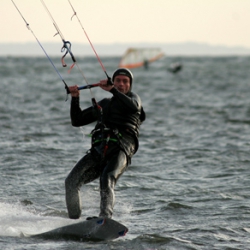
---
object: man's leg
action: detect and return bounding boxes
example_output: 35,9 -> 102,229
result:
65,153 -> 100,219
99,151 -> 128,218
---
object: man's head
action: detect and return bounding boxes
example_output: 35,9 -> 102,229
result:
112,68 -> 133,94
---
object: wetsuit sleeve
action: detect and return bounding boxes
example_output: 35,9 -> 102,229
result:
109,88 -> 141,113
70,97 -> 97,127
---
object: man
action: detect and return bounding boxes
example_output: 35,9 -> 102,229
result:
65,68 -> 145,219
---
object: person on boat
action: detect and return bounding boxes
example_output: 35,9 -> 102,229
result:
65,68 -> 146,219
143,59 -> 149,70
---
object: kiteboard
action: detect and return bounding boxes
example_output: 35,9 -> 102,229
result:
23,217 -> 128,241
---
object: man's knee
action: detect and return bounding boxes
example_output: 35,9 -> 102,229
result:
65,175 -> 74,191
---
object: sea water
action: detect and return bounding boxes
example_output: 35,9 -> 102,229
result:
1,55 -> 250,249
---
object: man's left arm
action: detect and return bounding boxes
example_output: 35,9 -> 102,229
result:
110,88 -> 141,113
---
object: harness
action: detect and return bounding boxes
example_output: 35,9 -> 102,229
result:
89,127 -> 122,157
90,98 -> 122,158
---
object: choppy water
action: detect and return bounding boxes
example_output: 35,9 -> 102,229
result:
1,55 -> 250,250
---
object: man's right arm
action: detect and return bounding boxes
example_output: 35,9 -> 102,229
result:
70,96 -> 96,127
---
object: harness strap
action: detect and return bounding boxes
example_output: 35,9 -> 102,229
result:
89,127 -> 122,157
92,138 -> 118,144
103,133 -> 110,157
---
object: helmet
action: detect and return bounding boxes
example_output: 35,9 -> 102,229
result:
112,68 -> 133,89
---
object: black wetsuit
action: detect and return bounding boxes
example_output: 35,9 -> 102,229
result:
65,87 -> 145,219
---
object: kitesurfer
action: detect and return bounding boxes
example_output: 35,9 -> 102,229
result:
65,68 -> 146,219
168,62 -> 182,73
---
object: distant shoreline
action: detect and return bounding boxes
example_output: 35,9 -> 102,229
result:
1,42 -> 250,57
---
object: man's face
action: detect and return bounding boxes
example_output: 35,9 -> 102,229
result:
113,75 -> 130,94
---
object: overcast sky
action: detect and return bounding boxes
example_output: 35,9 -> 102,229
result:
2,0 -> 250,48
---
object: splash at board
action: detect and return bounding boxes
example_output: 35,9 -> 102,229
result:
22,217 -> 128,241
